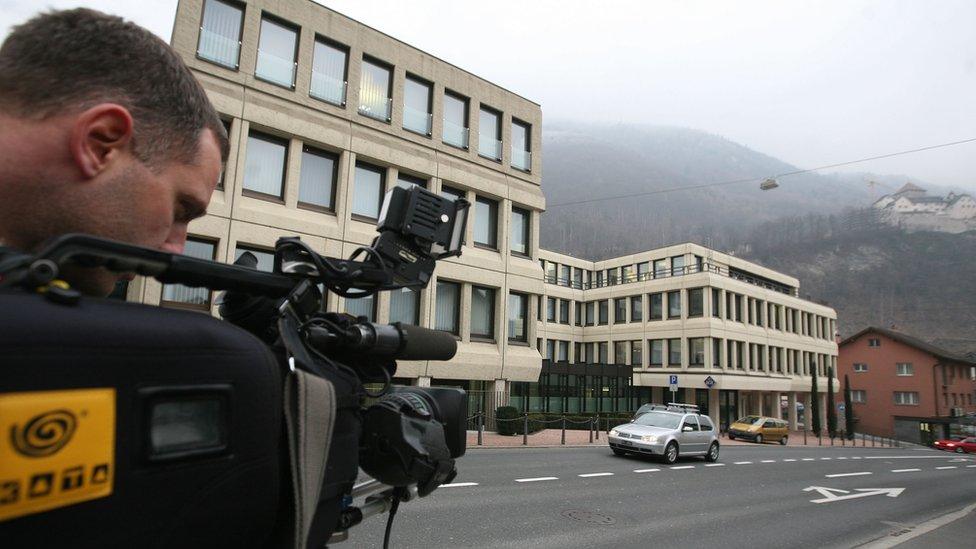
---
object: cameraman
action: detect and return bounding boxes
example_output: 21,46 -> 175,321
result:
0,8 -> 227,296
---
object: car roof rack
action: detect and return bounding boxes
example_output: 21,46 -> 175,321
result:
666,402 -> 700,414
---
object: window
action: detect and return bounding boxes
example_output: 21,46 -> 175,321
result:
598,300 -> 609,325
298,146 -> 338,211
442,91 -> 469,148
631,295 -> 643,322
671,255 -> 685,276
747,298 -> 754,324
197,0 -> 243,69
478,106 -> 501,160
243,131 -> 287,199
559,299 -> 570,324
735,294 -> 744,322
508,293 -> 527,343
853,363 -> 868,372
896,363 -> 914,376
161,238 -> 216,309
352,162 -> 385,220
403,75 -> 433,135
637,262 -> 650,281
396,173 -> 427,190
711,288 -> 721,318
894,391 -> 919,405
653,258 -> 667,278
614,298 -> 627,324
607,268 -> 618,285
474,196 -> 498,249
712,338 -> 722,367
575,342 -> 584,363
868,338 -> 881,347
688,288 -> 704,317
682,417 -> 699,432
585,302 -> 595,326
573,268 -> 583,289
621,264 -> 634,282
614,341 -> 628,365
546,297 -> 556,322
310,38 -> 348,105
575,301 -> 583,326
510,207 -> 530,256
649,340 -> 664,366
631,340 -> 643,366
511,119 -> 531,170
668,290 -> 681,319
699,416 -> 714,432
725,292 -> 734,320
668,338 -> 682,366
755,300 -> 764,327
649,293 -> 663,320
544,261 -> 557,283
558,341 -> 569,362
359,57 -> 392,121
344,294 -> 375,322
545,340 -> 555,361
471,286 -> 495,340
560,265 -> 571,286
689,338 -> 705,366
389,287 -> 420,325
234,246 -> 274,272
435,280 -> 460,334
255,16 -> 298,88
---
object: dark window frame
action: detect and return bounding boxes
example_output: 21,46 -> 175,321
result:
359,54 -> 395,123
688,287 -> 704,318
507,291 -> 528,344
242,130 -> 289,203
296,144 -> 339,214
254,11 -> 301,90
196,0 -> 246,70
510,117 -> 532,172
402,72 -> 434,137
477,104 -> 503,162
160,236 -> 218,311
473,195 -> 499,250
350,161 -> 387,222
510,206 -> 531,258
309,35 -> 350,107
442,89 -> 470,150
434,279 -> 461,336
470,285 -> 497,342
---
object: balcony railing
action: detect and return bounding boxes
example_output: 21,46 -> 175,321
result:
478,135 -> 502,160
543,262 -> 798,296
443,120 -> 469,148
512,147 -> 532,171
310,71 -> 346,106
358,97 -> 393,122
255,50 -> 297,88
403,106 -> 433,135
197,28 -> 241,68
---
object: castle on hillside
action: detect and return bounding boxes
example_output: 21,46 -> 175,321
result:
872,183 -> 976,233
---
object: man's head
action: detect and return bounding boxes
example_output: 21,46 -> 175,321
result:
0,8 -> 228,296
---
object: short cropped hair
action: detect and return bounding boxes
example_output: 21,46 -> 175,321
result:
0,8 -> 228,166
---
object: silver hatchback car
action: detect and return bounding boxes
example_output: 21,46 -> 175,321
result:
608,406 -> 720,464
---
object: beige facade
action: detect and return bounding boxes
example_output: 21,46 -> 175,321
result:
537,243 -> 839,430
134,0 -> 546,390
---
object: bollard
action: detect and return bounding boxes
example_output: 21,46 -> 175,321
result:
862,433 -> 865,447
589,418 -> 594,443
818,431 -> 822,446
803,429 -> 808,445
477,413 -> 484,446
841,435 -> 845,447
523,414 -> 528,446
872,434 -> 875,447
596,415 -> 600,441
830,435 -> 834,446
561,416 -> 566,445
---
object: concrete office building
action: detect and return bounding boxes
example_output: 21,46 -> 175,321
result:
533,244 -> 839,431
120,0 -> 837,426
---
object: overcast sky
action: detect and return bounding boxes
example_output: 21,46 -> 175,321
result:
2,0 -> 974,188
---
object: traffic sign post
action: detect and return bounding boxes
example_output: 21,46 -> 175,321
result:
669,374 -> 678,396
704,376 -> 715,388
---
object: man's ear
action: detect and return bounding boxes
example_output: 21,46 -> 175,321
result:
69,104 -> 135,179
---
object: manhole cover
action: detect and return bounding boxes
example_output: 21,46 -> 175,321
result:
560,509 -> 616,525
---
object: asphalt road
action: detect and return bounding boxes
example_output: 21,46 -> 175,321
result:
346,444 -> 976,549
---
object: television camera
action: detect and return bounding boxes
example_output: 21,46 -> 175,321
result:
0,185 -> 470,548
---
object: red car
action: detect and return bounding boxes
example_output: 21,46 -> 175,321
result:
933,437 -> 976,453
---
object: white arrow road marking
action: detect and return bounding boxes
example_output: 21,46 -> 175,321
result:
826,472 -> 872,478
804,486 -> 905,504
515,477 -> 558,483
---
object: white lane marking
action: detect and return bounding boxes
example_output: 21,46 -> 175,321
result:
892,468 -> 921,473
825,471 -> 873,478
852,456 -> 863,460
805,486 -> 903,504
820,457 -> 833,460
515,477 -> 558,483
734,461 -> 753,465
802,458 -> 815,461
579,472 -> 614,478
837,457 -> 848,460
864,455 -> 962,460
705,463 -> 726,467
670,465 -> 695,470
760,460 -> 776,463
441,482 -> 478,487
633,468 -> 660,473
967,465 -> 976,468
936,466 -> 958,470
783,459 -> 797,462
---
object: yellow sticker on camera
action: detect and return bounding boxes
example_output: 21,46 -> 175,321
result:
0,389 -> 115,522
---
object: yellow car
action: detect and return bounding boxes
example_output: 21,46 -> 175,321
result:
727,416 -> 789,445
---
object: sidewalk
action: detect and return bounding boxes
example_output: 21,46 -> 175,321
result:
466,429 -> 904,449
